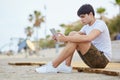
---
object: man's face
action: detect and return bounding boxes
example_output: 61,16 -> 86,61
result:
79,14 -> 91,25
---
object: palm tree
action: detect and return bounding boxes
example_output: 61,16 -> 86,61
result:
29,11 -> 44,38
97,7 -> 106,19
33,11 -> 44,27
29,10 -> 44,48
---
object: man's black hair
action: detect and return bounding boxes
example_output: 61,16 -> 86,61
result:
77,4 -> 95,16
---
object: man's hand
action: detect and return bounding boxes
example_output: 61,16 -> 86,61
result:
52,35 -> 57,41
57,33 -> 67,42
52,33 -> 67,42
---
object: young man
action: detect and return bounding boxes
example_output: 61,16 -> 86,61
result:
36,4 -> 112,73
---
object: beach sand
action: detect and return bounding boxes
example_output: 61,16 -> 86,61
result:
0,48 -> 120,80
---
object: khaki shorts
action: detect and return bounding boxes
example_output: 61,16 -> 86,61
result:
77,44 -> 109,68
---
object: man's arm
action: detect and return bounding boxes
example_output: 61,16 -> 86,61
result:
58,29 -> 101,42
66,29 -> 101,42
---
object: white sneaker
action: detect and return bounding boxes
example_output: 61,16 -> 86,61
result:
35,62 -> 57,73
57,61 -> 72,73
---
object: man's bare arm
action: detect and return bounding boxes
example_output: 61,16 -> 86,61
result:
65,29 -> 101,42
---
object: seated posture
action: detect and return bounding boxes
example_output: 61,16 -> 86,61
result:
36,4 -> 112,73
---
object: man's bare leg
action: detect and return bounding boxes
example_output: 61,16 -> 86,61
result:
77,42 -> 91,55
65,54 -> 74,66
52,42 -> 77,68
52,41 -> 91,68
64,31 -> 78,66
64,42 -> 91,66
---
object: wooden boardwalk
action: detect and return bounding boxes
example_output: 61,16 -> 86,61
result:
8,61 -> 120,76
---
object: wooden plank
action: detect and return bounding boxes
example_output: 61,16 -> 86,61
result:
73,67 -> 120,76
8,61 -> 120,76
8,62 -> 46,66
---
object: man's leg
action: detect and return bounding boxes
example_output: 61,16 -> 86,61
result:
52,42 -> 77,68
65,54 -> 74,66
77,42 -> 91,55
35,42 -> 76,73
52,31 -> 79,67
65,32 -> 91,67
65,31 -> 78,66
52,42 -> 91,68
66,42 -> 91,64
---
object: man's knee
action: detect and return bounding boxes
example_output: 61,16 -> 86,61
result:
66,42 -> 78,49
76,42 -> 91,55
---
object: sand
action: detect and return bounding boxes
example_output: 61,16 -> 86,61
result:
0,48 -> 120,80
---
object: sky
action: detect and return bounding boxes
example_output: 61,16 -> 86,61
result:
0,0 -> 119,52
